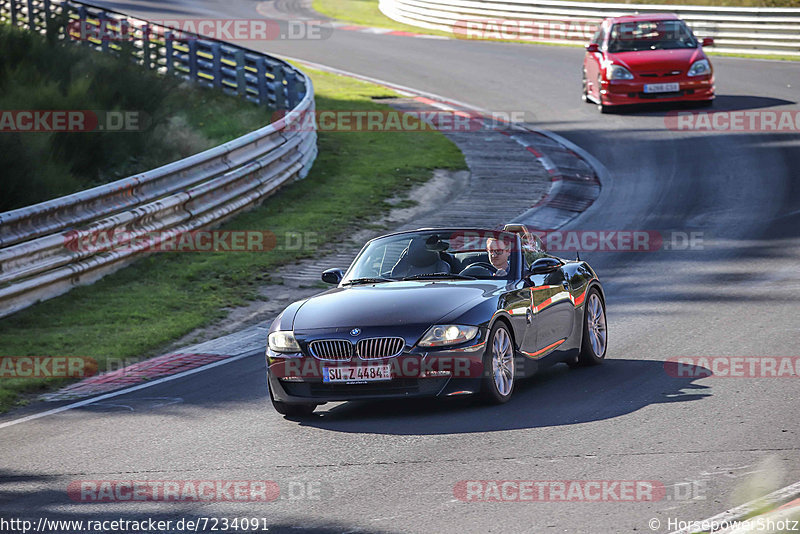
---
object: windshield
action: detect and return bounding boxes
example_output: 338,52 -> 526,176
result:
341,230 -> 519,283
608,20 -> 698,53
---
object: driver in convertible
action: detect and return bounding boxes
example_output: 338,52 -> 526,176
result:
487,237 -> 511,276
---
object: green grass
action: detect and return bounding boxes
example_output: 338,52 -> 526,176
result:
313,0 -> 453,37
0,24 -> 268,211
0,66 -> 466,413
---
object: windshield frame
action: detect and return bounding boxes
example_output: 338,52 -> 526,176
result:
606,19 -> 699,53
340,229 -> 522,285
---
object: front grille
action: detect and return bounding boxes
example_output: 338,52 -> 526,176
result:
309,340 -> 352,361
640,71 -> 682,78
356,337 -> 405,360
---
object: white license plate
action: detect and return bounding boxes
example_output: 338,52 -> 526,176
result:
323,365 -> 392,383
644,83 -> 680,93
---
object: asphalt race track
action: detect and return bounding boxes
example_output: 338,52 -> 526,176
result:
1,1 -> 799,532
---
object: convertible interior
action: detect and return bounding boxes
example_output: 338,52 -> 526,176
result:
389,235 -> 502,278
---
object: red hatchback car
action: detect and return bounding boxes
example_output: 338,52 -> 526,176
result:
582,14 -> 715,112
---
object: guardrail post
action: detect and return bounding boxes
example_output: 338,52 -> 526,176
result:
285,70 -> 297,109
99,12 -> 110,52
42,0 -> 50,34
165,31 -> 174,74
28,0 -> 36,32
141,23 -> 151,69
10,0 -> 18,26
273,64 -> 287,111
256,56 -> 269,106
77,5 -> 88,46
188,39 -> 198,80
26,0 -> 34,30
211,42 -> 222,88
235,49 -> 246,97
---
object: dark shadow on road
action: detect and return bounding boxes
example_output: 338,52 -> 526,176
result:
294,359 -> 711,435
599,95 -> 795,116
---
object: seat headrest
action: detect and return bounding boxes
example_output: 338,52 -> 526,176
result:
407,237 -> 440,267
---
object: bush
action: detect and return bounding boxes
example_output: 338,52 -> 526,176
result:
0,24 -> 266,211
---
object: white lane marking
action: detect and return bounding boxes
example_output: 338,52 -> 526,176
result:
668,479 -> 800,534
0,351 -> 257,430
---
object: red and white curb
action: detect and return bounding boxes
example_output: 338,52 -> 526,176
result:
0,350 -> 256,429
40,352 -> 233,401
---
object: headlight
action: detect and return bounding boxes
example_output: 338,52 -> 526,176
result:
268,331 -> 301,353
418,325 -> 479,347
607,65 -> 634,80
688,59 -> 711,77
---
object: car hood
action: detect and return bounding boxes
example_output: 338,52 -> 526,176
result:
291,281 -> 503,331
608,47 -> 704,72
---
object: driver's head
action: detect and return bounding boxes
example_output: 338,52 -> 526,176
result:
487,237 -> 511,270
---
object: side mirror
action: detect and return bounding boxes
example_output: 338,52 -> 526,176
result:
529,257 -> 562,275
321,268 -> 344,284
701,37 -> 714,47
585,43 -> 600,53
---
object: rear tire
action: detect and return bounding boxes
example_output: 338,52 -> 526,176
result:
480,322 -> 516,404
573,288 -> 607,367
269,381 -> 316,417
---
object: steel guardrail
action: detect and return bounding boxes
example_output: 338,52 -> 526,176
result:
0,0 -> 317,317
379,0 -> 800,56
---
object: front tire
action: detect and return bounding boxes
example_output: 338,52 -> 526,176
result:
596,75 -> 609,113
572,289 -> 607,367
582,70 -> 591,103
480,322 -> 516,404
269,381 -> 316,417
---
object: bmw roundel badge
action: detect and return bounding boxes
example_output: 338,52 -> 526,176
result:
350,328 -> 361,337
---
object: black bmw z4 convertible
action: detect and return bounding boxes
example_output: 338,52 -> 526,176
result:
266,224 -> 607,416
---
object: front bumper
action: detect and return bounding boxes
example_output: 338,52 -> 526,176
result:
267,347 -> 486,404
601,75 -> 714,106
